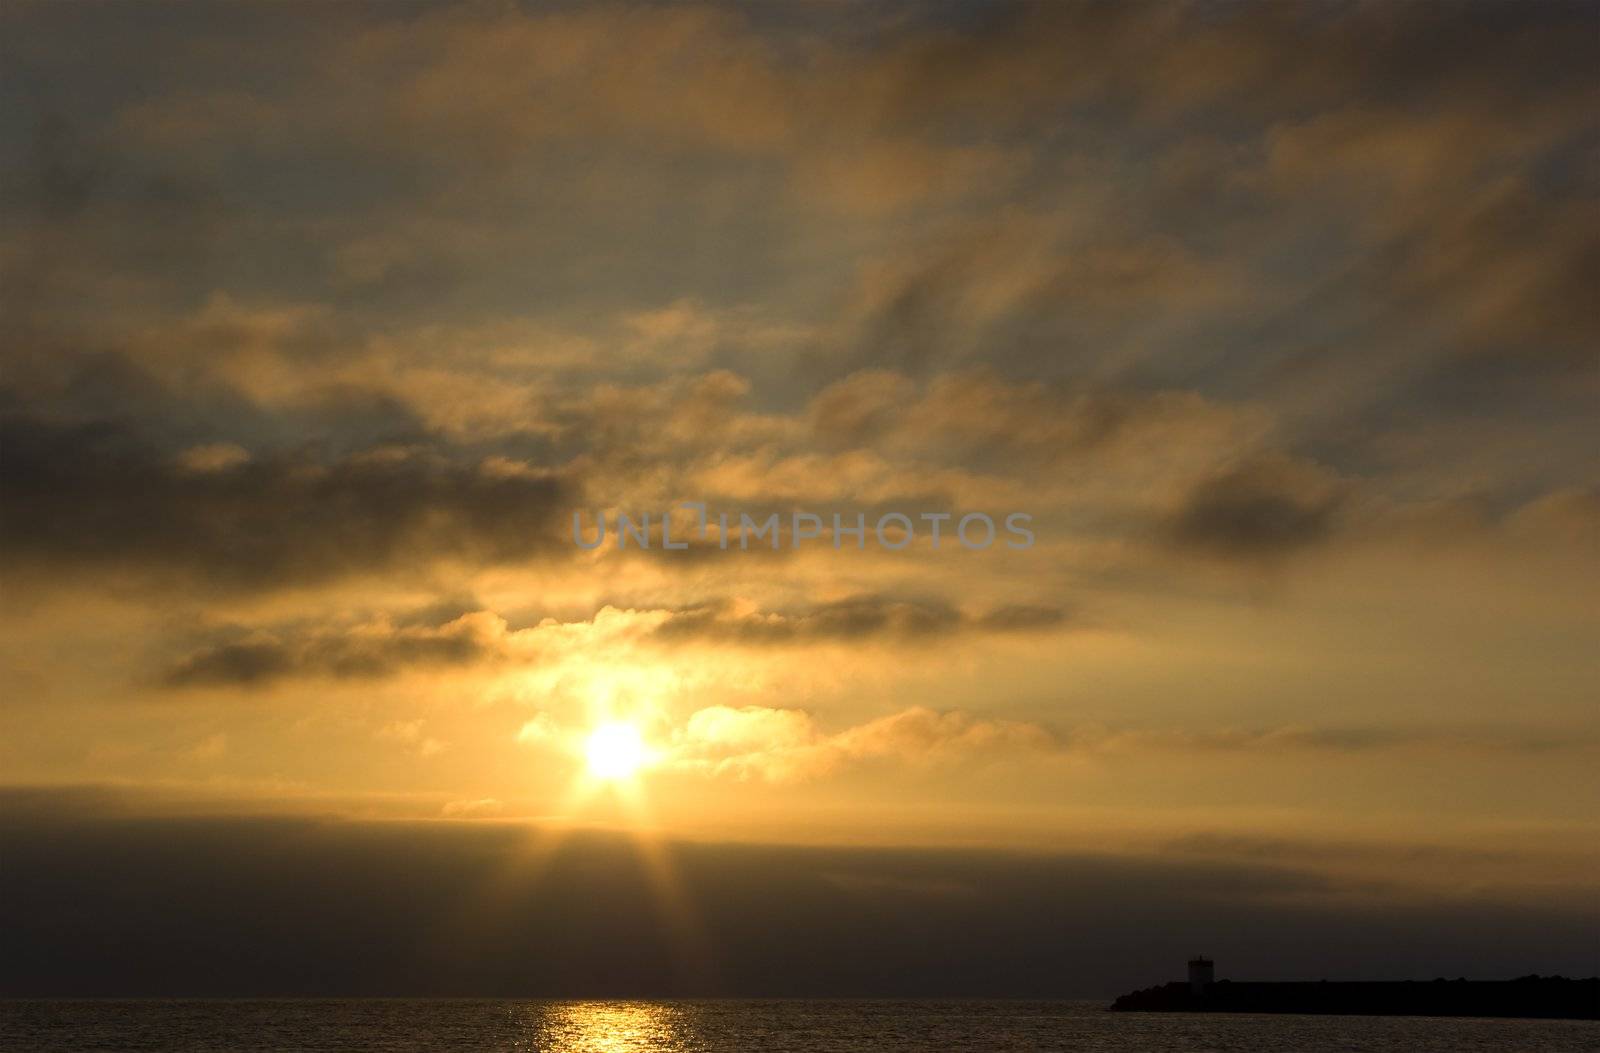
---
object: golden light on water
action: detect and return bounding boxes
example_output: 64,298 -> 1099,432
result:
527,1001 -> 695,1052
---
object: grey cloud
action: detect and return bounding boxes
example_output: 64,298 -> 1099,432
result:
163,641 -> 297,689
1070,724 -> 1590,759
155,596 -> 1072,688
651,596 -> 1069,647
162,612 -> 504,689
656,596 -> 959,644
8,0 -> 1592,438
1164,457 -> 1345,560
973,604 -> 1069,632
1,799 -> 1595,997
18,112 -> 100,221
1164,833 -> 1522,869
805,368 -> 1259,476
3,111 -> 223,341
0,409 -> 574,593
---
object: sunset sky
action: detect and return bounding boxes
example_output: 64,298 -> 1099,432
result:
2,1 -> 1596,994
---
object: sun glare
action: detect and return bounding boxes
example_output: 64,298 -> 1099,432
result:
585,721 -> 648,781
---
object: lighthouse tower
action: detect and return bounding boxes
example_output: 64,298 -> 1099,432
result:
1188,956 -> 1214,994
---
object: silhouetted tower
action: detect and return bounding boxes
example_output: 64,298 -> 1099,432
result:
1188,956 -> 1214,994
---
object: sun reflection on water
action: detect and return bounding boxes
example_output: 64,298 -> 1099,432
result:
520,1001 -> 700,1052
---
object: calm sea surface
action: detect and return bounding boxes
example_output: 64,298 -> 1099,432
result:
3,999 -> 1596,1052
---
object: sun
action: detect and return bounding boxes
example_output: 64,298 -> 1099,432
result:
584,721 -> 649,781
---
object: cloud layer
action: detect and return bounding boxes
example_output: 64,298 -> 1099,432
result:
0,0 -> 1594,886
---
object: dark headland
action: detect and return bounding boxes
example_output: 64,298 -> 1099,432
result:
1110,959 -> 1599,1019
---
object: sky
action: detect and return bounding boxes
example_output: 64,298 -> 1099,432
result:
1,1 -> 1597,994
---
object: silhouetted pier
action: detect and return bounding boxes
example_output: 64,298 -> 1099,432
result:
1111,961 -> 1598,1019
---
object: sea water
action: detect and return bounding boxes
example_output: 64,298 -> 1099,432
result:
4,999 -> 1598,1052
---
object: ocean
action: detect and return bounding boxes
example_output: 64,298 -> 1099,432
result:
3,999 -> 1597,1052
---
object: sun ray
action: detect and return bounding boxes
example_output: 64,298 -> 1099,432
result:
433,701 -> 714,991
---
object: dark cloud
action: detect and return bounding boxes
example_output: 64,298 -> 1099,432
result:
1,109 -> 223,345
1165,457 -> 1345,560
162,612 -> 505,689
651,596 -> 1068,646
849,250 -> 976,378
18,112 -> 101,221
0,409 -> 574,593
1087,724 -> 1589,758
973,604 -> 1070,632
163,641 -> 296,689
0,800 -> 1593,997
156,597 -> 1073,688
1163,833 -> 1523,869
655,596 -> 960,644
